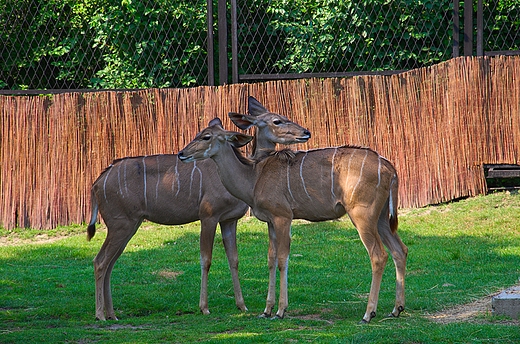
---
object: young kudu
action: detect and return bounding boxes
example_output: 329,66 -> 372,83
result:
88,97 -> 310,321
88,157 -> 248,320
179,118 -> 408,324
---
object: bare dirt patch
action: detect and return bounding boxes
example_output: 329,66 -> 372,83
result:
153,270 -> 184,280
0,233 -> 71,247
425,288 -> 520,325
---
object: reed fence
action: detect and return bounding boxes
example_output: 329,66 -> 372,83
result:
1,56 -> 519,229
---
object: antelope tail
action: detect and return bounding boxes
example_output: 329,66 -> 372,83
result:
87,188 -> 98,241
389,173 -> 399,233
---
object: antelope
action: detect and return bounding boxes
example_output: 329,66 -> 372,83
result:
178,118 -> 408,324
87,97 -> 310,321
87,157 -> 248,320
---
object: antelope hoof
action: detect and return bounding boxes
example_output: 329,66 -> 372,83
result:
270,314 -> 283,320
359,311 -> 376,324
258,312 -> 271,319
388,305 -> 405,318
201,308 -> 211,315
238,305 -> 248,312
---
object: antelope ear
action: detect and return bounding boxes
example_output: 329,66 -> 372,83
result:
248,96 -> 269,116
208,117 -> 223,128
229,112 -> 255,130
226,132 -> 253,148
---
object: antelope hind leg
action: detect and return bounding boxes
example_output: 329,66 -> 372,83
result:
260,222 -> 278,318
377,211 -> 408,318
273,217 -> 292,320
354,220 -> 389,323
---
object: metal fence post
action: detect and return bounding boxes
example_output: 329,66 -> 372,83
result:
218,0 -> 228,85
476,0 -> 484,56
463,0 -> 473,56
207,0 -> 215,86
230,0 -> 238,84
453,0 -> 460,57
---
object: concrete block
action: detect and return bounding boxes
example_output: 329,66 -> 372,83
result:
492,286 -> 520,319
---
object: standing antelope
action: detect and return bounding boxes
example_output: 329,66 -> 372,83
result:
179,118 -> 408,324
88,97 -> 310,321
88,157 -> 248,320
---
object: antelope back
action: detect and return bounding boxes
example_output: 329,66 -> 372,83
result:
252,146 -> 396,221
92,153 -> 248,225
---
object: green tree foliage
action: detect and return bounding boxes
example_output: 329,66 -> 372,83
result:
0,0 -> 208,89
0,0 -> 519,90
484,0 -> 520,52
237,0 -> 455,74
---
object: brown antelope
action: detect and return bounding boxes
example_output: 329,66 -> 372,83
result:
87,97 -> 310,321
178,118 -> 408,324
87,157 -> 248,320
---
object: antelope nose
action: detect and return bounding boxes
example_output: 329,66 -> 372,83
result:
304,129 -> 311,138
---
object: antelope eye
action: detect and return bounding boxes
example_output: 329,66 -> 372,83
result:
202,135 -> 211,141
273,120 -> 282,125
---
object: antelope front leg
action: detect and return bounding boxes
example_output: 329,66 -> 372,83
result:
261,222 -> 277,318
220,220 -> 247,312
199,220 -> 217,315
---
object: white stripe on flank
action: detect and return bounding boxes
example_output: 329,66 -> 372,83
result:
123,159 -> 129,196
103,165 -> 113,202
142,157 -> 148,209
330,148 -> 338,199
117,162 -> 123,198
346,150 -> 355,183
174,157 -> 180,196
155,155 -> 160,200
377,156 -> 381,187
287,164 -> 295,201
300,152 -> 311,199
350,150 -> 368,202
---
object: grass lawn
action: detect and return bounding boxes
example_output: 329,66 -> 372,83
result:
1,192 -> 519,343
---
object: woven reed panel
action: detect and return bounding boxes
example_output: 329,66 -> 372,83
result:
1,56 -> 519,229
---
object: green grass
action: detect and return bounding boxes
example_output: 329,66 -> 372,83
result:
1,192 -> 520,343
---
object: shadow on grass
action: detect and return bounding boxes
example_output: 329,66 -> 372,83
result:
1,217 -> 519,343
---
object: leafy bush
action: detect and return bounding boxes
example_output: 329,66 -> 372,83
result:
237,0 -> 454,75
0,0 -> 208,89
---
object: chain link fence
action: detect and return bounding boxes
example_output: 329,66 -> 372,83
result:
1,0 -> 519,92
483,0 -> 520,54
1,0 -> 210,91
235,0 -> 454,80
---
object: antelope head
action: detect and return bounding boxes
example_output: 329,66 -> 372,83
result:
229,96 -> 311,149
179,118 -> 253,162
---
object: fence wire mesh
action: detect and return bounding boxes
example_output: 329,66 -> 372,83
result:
0,0 -> 519,91
483,0 -> 520,54
236,0 -> 455,78
0,0 -> 210,90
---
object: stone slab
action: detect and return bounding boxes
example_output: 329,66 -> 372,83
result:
492,286 -> 520,319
